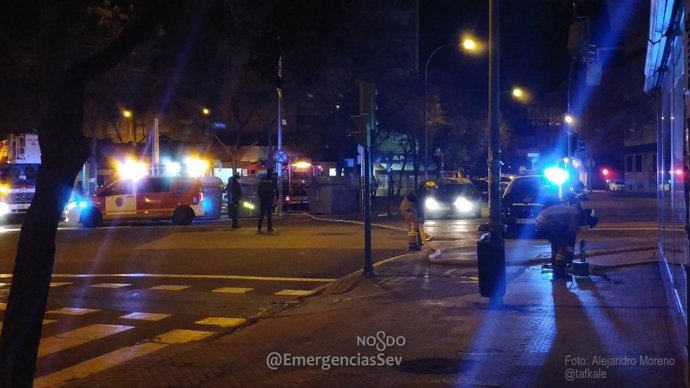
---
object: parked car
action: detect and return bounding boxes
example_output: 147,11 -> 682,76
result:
501,175 -> 562,235
282,182 -> 308,209
471,178 -> 489,202
425,181 -> 483,219
608,180 -> 625,191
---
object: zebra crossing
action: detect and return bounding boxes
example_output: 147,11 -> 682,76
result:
0,274 -> 334,387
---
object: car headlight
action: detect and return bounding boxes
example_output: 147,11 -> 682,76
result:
453,197 -> 473,213
425,197 -> 440,211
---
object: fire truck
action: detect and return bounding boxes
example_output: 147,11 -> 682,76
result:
0,134 -> 41,216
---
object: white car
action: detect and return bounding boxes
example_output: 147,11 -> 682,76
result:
608,180 -> 625,191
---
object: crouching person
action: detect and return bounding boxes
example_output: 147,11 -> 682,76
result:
536,204 -> 598,280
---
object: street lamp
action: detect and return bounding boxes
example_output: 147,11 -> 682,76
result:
564,113 -> 576,177
122,109 -> 134,148
423,38 -> 477,180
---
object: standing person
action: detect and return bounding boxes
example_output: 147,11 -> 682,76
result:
371,177 -> 379,201
257,168 -> 278,233
400,180 -> 436,250
226,175 -> 242,228
536,204 -> 598,280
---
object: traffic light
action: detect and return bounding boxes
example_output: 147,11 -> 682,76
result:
568,17 -> 590,58
350,82 -> 377,146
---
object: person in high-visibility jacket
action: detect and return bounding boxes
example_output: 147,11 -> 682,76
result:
536,204 -> 598,280
400,180 -> 436,250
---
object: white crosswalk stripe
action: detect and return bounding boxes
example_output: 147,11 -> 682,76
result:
33,330 -> 215,388
38,324 -> 133,357
0,275 -> 333,386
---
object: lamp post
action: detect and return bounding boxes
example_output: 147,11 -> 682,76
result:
123,109 -> 134,149
423,39 -> 476,181
564,113 -> 575,178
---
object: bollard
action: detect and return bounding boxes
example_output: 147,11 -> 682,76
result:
476,233 -> 506,299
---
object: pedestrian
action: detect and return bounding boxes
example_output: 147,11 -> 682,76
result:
400,180 -> 436,250
371,177 -> 379,200
536,203 -> 598,280
257,168 -> 278,233
226,175 -> 242,228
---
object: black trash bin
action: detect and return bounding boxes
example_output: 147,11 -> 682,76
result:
476,233 -> 506,298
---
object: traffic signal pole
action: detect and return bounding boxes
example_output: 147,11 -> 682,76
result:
352,83 -> 378,277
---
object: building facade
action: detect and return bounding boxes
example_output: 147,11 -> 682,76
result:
644,0 -> 688,359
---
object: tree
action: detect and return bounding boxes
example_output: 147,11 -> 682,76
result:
0,1 -> 175,385
377,78 -> 424,187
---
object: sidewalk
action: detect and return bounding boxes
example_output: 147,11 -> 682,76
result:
61,237 -> 686,387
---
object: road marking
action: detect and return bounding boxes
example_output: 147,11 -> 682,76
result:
38,324 -> 134,357
119,312 -> 171,321
149,284 -> 190,291
212,287 -> 254,294
33,342 -> 167,388
50,282 -> 72,287
33,329 -> 215,387
274,289 -> 315,297
90,283 -> 131,288
155,329 -> 215,343
0,319 -> 55,331
0,273 -> 337,283
46,307 -> 99,315
195,317 -> 247,328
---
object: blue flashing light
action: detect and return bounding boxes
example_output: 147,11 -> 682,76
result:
544,166 -> 568,185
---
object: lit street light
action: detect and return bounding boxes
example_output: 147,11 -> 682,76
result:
122,109 -> 134,148
564,113 -> 576,177
423,37 -> 477,180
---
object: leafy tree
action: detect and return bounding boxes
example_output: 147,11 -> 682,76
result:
0,1 -> 192,384
377,77 -> 424,188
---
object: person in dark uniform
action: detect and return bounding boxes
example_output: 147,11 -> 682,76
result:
226,175 -> 242,228
400,180 -> 436,250
536,204 -> 598,280
257,168 -> 278,233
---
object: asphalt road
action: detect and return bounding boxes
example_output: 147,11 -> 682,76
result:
0,190 -> 659,384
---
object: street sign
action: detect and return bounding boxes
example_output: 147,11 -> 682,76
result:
273,149 -> 288,163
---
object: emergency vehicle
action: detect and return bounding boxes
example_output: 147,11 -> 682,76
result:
0,134 -> 41,216
65,176 -> 206,227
